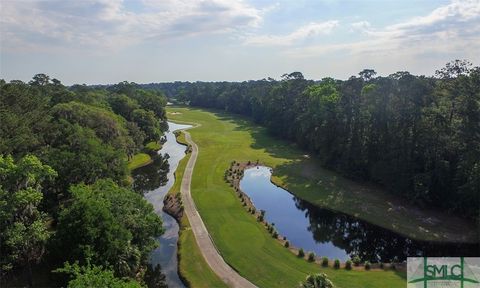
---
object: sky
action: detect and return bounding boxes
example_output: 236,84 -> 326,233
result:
0,0 -> 479,85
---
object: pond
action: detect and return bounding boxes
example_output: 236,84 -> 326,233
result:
132,121 -> 192,287
240,166 -> 479,263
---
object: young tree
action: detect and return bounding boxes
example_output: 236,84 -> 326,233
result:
299,273 -> 334,288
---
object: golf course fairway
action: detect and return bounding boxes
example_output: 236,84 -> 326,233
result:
167,107 -> 406,287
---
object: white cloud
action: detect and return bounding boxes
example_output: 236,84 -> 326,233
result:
0,0 -> 263,51
244,20 -> 339,46
289,0 -> 480,59
350,21 -> 371,33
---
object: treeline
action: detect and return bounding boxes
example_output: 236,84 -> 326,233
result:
160,60 -> 480,222
0,75 -> 168,287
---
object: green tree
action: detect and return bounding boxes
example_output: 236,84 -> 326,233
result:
299,273 -> 334,288
42,123 -> 128,193
0,155 -> 57,286
53,180 -> 163,277
132,109 -> 162,142
107,94 -> 140,121
55,262 -> 144,288
0,81 -> 51,155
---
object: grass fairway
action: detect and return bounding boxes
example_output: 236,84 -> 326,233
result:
167,107 -> 406,288
168,132 -> 227,288
128,153 -> 152,170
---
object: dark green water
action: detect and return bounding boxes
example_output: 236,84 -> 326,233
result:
240,166 -> 479,263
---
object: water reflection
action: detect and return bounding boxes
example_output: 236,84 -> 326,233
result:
241,166 -> 480,262
131,122 -> 192,288
132,154 -> 169,193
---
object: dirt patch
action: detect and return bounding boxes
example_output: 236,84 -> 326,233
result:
163,193 -> 184,221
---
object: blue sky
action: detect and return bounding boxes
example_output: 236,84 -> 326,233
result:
1,0 -> 479,85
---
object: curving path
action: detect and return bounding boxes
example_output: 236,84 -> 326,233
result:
180,130 -> 257,288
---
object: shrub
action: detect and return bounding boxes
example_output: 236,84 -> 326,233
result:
283,236 -> 287,241
299,273 -> 333,288
260,210 -> 266,216
334,259 -> 340,269
308,252 -> 315,262
251,207 -> 256,214
345,260 -> 352,270
298,248 -> 305,258
322,257 -> 329,267
379,262 -> 384,269
391,263 -> 396,270
365,261 -> 371,270
352,255 -> 361,266
284,241 -> 289,248
272,231 -> 278,238
257,215 -> 263,222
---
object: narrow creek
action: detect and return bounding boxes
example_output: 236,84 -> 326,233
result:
132,121 -> 192,287
240,166 -> 479,263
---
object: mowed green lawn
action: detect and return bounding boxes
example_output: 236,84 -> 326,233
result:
167,131 -> 227,288
167,107 -> 406,288
128,153 -> 152,170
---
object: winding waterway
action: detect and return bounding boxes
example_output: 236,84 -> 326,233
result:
132,122 -> 191,287
240,166 -> 479,263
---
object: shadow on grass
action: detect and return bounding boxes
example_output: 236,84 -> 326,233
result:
214,111 -> 302,162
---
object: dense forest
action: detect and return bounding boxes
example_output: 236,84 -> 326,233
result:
152,60 -> 479,223
0,75 -> 168,287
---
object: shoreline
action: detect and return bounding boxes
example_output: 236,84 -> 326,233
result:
226,161 -> 406,271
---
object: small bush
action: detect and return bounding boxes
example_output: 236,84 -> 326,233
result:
352,255 -> 361,266
379,262 -> 384,269
391,263 -> 396,270
308,252 -> 315,262
284,241 -> 289,248
365,261 -> 371,270
260,210 -> 266,216
251,208 -> 256,214
283,236 -> 287,241
298,249 -> 305,258
334,259 -> 340,269
272,231 -> 278,238
257,215 -> 263,222
345,260 -> 352,270
322,257 -> 329,267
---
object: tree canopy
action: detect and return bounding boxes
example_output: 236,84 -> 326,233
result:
0,76 -> 167,286
153,60 -> 480,221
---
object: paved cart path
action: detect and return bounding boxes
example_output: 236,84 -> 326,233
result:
180,130 -> 257,288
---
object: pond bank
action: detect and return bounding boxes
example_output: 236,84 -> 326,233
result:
228,161 -> 479,268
